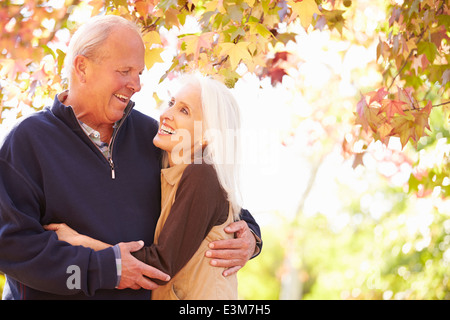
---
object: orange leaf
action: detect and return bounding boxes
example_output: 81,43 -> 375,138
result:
390,115 -> 415,148
379,99 -> 406,121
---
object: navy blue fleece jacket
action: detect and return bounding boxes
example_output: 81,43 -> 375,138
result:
0,95 -> 261,299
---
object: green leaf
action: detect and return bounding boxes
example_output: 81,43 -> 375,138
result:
56,49 -> 65,75
417,41 -> 438,63
248,22 -> 273,39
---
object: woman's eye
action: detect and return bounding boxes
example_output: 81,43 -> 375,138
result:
119,70 -> 130,75
181,108 -> 188,115
168,99 -> 175,107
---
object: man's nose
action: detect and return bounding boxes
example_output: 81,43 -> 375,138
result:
128,75 -> 142,93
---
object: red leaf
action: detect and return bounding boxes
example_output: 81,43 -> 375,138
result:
367,87 -> 388,104
356,93 -> 368,119
269,67 -> 287,86
379,99 -> 406,121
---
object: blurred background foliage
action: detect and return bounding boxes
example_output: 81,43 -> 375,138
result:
0,0 -> 449,299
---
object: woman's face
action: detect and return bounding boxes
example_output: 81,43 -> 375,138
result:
153,83 -> 204,166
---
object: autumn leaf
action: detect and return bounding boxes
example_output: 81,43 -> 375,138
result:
417,41 -> 438,64
377,122 -> 393,140
367,87 -> 388,104
356,93 -> 368,120
30,66 -> 47,82
412,101 -> 432,137
145,47 -> 165,70
356,100 -> 386,133
134,0 -> 156,17
180,32 -> 215,61
0,59 -> 30,80
243,0 -> 255,7
219,42 -> 252,70
397,86 -> 419,110
442,69 -> 450,87
56,49 -> 65,75
164,7 -> 181,28
378,99 -> 406,121
143,31 -> 162,46
390,114 -> 416,148
247,22 -> 273,39
288,0 -> 321,30
388,101 -> 431,148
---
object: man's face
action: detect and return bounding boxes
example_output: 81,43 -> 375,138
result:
83,26 -> 145,125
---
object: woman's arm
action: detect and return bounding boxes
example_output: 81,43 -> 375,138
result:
132,163 -> 228,284
44,223 -> 112,251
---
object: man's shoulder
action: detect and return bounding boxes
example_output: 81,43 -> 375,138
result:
5,107 -> 54,138
128,109 -> 159,131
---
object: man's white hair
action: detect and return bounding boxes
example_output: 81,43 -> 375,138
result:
63,15 -> 142,86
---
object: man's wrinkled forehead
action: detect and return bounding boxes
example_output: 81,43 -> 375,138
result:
99,26 -> 145,66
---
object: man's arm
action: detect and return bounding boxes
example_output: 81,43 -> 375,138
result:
44,223 -> 170,290
207,208 -> 263,276
0,159 -> 119,296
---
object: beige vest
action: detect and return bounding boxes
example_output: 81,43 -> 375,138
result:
151,164 -> 238,300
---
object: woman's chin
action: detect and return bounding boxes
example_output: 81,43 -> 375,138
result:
153,135 -> 170,152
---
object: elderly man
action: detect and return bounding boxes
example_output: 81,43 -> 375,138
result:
0,15 -> 261,299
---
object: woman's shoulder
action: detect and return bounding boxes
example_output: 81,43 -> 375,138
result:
184,161 -> 216,176
180,162 -> 222,192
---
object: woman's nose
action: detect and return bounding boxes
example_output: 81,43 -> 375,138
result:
161,109 -> 174,122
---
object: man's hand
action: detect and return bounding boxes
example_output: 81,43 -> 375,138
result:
116,241 -> 170,290
206,220 -> 256,277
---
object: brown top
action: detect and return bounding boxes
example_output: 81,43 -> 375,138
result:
132,162 -> 229,284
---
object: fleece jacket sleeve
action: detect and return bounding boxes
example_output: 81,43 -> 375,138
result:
0,158 -> 118,297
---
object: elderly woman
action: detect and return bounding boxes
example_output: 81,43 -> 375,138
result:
0,15 -> 261,300
46,74 -> 249,299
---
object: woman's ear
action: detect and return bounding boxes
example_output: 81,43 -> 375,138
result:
72,55 -> 88,83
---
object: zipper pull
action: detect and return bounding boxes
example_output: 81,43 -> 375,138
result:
109,158 -> 115,179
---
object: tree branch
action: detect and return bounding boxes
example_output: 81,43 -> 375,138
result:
432,101 -> 450,108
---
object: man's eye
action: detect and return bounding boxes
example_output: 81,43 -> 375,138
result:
119,70 -> 130,75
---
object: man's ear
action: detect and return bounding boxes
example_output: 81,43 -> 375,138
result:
72,55 -> 88,83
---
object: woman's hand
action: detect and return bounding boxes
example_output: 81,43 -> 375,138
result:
44,223 -> 111,251
44,223 -> 84,246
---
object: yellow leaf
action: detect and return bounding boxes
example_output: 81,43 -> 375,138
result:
145,47 -> 165,70
288,0 -> 321,29
378,122 -> 393,140
219,42 -> 252,70
143,31 -> 162,46
181,32 -> 215,61
205,0 -> 226,13
243,0 -> 255,7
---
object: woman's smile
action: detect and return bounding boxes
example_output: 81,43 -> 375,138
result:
158,122 -> 176,135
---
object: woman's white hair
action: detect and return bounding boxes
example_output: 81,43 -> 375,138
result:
198,74 -> 243,220
166,73 -> 243,220
63,15 -> 142,85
